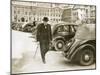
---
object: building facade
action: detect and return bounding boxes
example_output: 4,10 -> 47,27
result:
62,5 -> 96,24
12,1 -> 96,25
12,1 -> 63,24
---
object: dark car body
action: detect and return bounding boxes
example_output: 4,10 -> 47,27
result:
22,22 -> 34,32
12,22 -> 23,31
63,24 -> 96,66
52,23 -> 78,51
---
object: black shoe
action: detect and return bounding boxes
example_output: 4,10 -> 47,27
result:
43,60 -> 46,64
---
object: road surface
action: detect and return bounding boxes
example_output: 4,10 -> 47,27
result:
12,30 -> 95,74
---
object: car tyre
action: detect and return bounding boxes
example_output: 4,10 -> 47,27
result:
54,40 -> 65,51
76,47 -> 94,66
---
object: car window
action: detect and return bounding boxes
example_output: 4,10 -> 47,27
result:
72,25 -> 78,32
74,26 -> 78,31
63,25 -> 69,32
57,26 -> 64,32
70,25 -> 75,32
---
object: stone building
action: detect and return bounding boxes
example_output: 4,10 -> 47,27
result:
12,0 -> 96,25
61,5 -> 96,24
12,1 -> 63,24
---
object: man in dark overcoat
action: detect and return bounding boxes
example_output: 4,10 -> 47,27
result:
36,17 -> 52,64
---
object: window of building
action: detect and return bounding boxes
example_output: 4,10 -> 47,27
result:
25,12 -> 28,15
26,20 -> 28,22
39,18 -> 40,21
54,9 -> 55,13
56,9 -> 58,12
56,19 -> 58,22
18,10 -> 20,14
86,9 -> 88,14
59,14 -> 60,17
29,17 -> 31,21
40,18 -> 42,21
56,14 -> 58,17
18,20 -> 20,22
40,13 -> 41,16
54,18 -> 55,21
33,12 -> 35,15
29,12 -> 31,15
44,13 -> 46,16
48,9 -> 49,12
14,16 -> 16,20
14,10 -> 16,14
37,18 -> 39,21
34,18 -> 35,20
47,13 -> 49,16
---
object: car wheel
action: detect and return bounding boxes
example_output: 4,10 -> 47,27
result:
54,40 -> 65,51
77,47 -> 94,66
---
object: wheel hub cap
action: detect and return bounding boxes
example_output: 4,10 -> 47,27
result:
84,54 -> 90,61
58,43 -> 63,48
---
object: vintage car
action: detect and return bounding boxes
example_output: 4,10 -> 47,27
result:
52,23 -> 78,51
63,24 -> 96,66
12,22 -> 23,31
22,21 -> 41,33
22,22 -> 34,32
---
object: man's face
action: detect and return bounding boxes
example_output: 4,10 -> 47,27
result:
43,21 -> 48,25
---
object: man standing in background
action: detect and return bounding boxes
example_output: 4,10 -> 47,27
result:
36,17 -> 52,64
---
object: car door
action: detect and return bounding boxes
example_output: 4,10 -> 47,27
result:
63,25 -> 73,41
64,25 -> 76,40
57,25 -> 69,37
69,25 -> 76,37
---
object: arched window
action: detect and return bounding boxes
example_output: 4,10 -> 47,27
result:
18,19 -> 20,22
21,17 -> 25,22
14,10 -> 16,14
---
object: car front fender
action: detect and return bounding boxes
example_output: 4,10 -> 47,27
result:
53,36 -> 65,42
69,44 -> 95,61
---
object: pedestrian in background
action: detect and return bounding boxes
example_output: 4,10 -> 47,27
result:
33,21 -> 36,26
32,21 -> 37,35
36,17 -> 52,64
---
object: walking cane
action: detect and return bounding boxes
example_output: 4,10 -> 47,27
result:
33,42 -> 39,58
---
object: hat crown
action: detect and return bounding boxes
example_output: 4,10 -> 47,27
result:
43,17 -> 49,21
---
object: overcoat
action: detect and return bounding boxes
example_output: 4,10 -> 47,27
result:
36,23 -> 52,42
36,23 -> 52,63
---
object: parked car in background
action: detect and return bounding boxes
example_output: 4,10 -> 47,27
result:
63,24 -> 96,66
22,22 -> 34,32
52,23 -> 78,51
12,21 -> 39,33
22,21 -> 41,33
11,22 -> 23,31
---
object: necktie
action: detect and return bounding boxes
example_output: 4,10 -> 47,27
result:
45,25 -> 47,29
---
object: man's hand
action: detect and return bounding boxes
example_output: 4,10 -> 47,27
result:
37,41 -> 40,45
49,41 -> 52,45
49,41 -> 53,50
32,39 -> 39,43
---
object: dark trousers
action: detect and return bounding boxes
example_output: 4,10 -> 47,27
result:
39,40 -> 49,63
